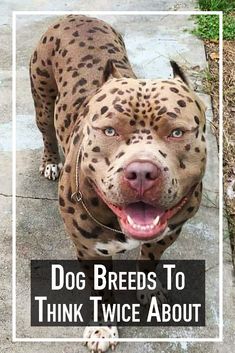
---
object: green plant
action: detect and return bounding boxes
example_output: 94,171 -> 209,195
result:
192,13 -> 235,40
198,0 -> 235,12
223,15 -> 235,39
203,68 -> 213,82
192,15 -> 220,40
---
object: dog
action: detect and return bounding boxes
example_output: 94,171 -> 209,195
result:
30,14 -> 206,352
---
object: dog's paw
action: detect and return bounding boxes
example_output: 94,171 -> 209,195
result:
39,163 -> 63,181
83,326 -> 118,352
137,276 -> 168,306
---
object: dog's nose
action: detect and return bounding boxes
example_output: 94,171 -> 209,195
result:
124,161 -> 160,194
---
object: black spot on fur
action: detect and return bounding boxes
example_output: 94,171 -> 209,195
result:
80,214 -> 88,220
159,150 -> 167,158
36,67 -> 50,78
187,207 -> 195,213
59,197 -> 65,207
194,116 -> 200,125
91,197 -> 99,207
158,106 -> 167,115
96,94 -> 106,102
115,233 -> 126,242
72,219 -> 99,239
72,31 -> 79,37
67,207 -> 75,214
114,104 -> 124,113
78,78 -> 87,86
73,135 -> 79,145
32,51 -> 37,64
167,112 -> 177,118
170,87 -> 179,93
98,249 -> 109,255
177,100 -> 186,107
92,146 -> 100,152
101,106 -> 108,114
148,253 -> 155,260
65,164 -> 71,173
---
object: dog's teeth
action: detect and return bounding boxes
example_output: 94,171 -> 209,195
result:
153,216 -> 160,225
127,215 -> 161,231
127,215 -> 134,225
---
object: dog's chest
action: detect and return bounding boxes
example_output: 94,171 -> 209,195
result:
94,238 -> 141,256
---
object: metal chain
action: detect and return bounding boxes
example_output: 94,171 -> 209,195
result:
71,148 -> 123,234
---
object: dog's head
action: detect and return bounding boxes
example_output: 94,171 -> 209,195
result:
76,61 -> 207,241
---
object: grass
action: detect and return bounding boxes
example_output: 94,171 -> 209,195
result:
192,14 -> 235,40
198,0 -> 235,13
192,0 -> 235,40
192,15 -> 219,40
198,0 -> 235,12
224,15 -> 235,39
202,67 -> 213,85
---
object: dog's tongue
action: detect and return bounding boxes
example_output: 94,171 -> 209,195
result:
124,202 -> 164,225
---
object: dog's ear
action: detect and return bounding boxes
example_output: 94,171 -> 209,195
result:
170,60 -> 189,86
103,59 -> 122,83
170,61 -> 207,112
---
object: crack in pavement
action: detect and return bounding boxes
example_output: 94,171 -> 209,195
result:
0,193 -> 58,201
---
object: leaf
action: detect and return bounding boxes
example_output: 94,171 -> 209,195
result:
209,52 -> 219,60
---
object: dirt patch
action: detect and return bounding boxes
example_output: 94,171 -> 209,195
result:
203,40 -> 235,265
223,41 -> 235,265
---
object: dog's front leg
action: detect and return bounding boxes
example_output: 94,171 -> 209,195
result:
76,253 -> 118,353
137,230 -> 182,306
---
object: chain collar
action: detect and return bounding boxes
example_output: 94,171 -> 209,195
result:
71,146 -> 123,234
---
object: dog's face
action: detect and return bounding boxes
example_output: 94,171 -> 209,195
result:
79,73 -> 206,241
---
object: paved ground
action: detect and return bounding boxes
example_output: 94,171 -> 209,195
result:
0,1 -> 234,353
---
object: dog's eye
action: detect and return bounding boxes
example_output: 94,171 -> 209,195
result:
170,129 -> 184,138
103,127 -> 117,137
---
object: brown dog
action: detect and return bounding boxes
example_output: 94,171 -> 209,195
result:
30,14 -> 206,352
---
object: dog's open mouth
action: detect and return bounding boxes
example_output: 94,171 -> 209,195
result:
117,202 -> 167,239
108,199 -> 187,240
93,185 -> 191,240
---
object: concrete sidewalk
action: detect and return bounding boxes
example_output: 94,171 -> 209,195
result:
0,1 -> 234,353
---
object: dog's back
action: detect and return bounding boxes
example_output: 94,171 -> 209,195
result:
29,15 -> 136,179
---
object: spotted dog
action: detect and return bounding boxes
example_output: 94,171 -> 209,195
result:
30,15 -> 207,352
